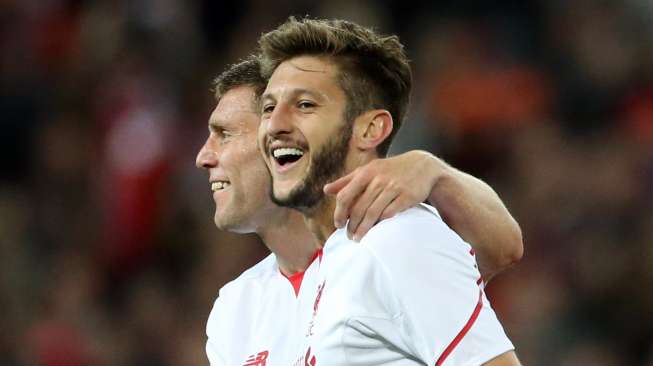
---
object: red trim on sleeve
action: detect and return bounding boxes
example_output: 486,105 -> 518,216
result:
434,288 -> 484,366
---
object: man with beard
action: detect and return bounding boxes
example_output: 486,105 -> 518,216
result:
257,18 -> 520,365
199,58 -> 521,366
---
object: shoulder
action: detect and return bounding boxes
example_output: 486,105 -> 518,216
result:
206,253 -> 278,329
356,203 -> 479,295
364,203 -> 444,239
206,254 -> 278,338
220,252 -> 277,292
234,252 -> 279,281
361,203 -> 471,256
212,252 -> 278,302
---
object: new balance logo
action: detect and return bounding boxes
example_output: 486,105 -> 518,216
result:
243,351 -> 269,366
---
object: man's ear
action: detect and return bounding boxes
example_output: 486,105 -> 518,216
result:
352,110 -> 394,151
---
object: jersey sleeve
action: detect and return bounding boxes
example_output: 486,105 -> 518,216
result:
205,292 -> 229,366
360,204 -> 514,365
206,337 -> 226,366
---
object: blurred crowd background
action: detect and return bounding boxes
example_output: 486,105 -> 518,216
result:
1,0 -> 652,365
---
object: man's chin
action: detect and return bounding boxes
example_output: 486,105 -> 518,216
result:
214,214 -> 230,230
270,184 -> 297,206
270,192 -> 294,208
214,215 -> 255,234
214,211 -> 238,231
271,185 -> 323,211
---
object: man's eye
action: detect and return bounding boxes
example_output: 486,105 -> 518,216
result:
209,127 -> 231,142
298,101 -> 315,109
220,129 -> 240,142
262,104 -> 275,114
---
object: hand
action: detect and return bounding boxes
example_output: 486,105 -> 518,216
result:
324,151 -> 442,241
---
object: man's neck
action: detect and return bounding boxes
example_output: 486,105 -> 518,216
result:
257,208 -> 320,277
302,196 -> 337,248
299,153 -> 374,244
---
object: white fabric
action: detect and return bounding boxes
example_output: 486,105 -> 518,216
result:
205,253 -> 317,365
206,204 -> 513,365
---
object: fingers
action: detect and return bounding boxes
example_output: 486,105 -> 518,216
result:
324,171 -> 354,195
378,194 -> 411,222
346,182 -> 383,240
350,188 -> 399,241
331,170 -> 372,228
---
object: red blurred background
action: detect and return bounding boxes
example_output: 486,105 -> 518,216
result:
1,1 -> 652,365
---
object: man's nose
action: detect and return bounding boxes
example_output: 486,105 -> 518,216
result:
196,140 -> 218,169
265,103 -> 293,137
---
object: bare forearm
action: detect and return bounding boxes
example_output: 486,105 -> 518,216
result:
426,156 -> 523,279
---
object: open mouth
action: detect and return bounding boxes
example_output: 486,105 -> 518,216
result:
272,147 -> 305,167
211,180 -> 231,192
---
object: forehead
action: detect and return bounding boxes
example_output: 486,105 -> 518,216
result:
211,86 -> 259,127
264,56 -> 342,98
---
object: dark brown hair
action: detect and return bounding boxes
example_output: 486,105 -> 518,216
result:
212,54 -> 266,108
258,17 -> 412,156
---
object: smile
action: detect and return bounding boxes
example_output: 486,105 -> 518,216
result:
272,147 -> 304,166
267,140 -> 309,174
211,181 -> 231,191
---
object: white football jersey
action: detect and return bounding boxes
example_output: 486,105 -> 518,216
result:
206,204 -> 514,365
205,252 -> 322,365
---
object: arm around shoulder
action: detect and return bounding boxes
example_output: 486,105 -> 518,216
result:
324,149 -> 523,279
424,153 -> 523,279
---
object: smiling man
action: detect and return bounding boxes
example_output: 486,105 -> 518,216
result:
198,52 -> 522,365
257,18 -> 521,365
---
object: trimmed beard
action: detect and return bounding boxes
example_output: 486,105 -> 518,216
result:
270,121 -> 352,212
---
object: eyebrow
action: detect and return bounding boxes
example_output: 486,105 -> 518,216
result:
261,88 -> 326,103
208,119 -> 224,128
208,110 -> 258,128
207,119 -> 227,133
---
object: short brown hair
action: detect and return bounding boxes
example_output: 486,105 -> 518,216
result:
212,54 -> 266,108
258,17 -> 412,156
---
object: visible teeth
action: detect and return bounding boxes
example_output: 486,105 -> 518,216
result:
211,181 -> 230,191
273,147 -> 304,158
